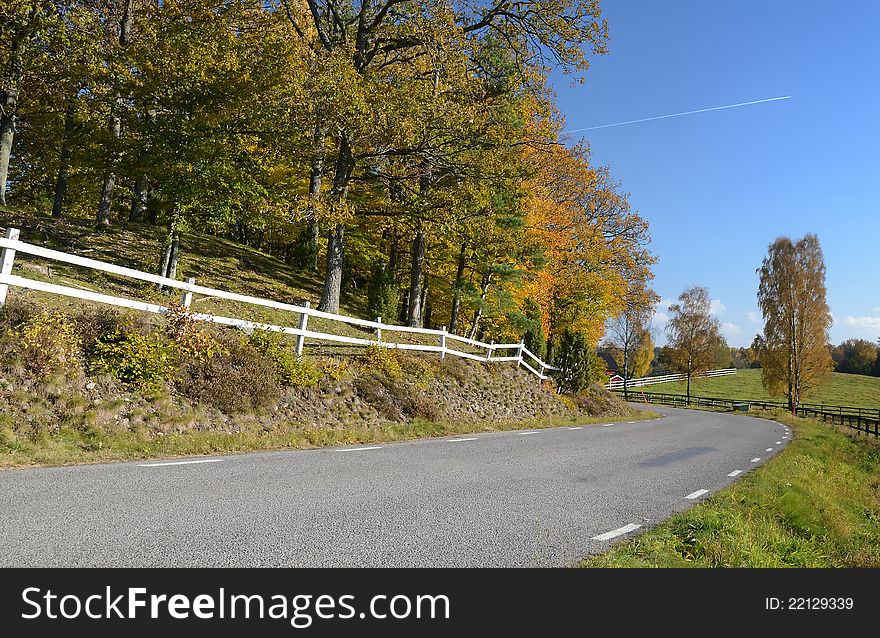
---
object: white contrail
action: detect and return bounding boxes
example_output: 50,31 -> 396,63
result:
565,95 -> 792,133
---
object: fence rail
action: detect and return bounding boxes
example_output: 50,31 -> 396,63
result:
617,390 -> 880,438
0,228 -> 560,380
606,368 -> 736,390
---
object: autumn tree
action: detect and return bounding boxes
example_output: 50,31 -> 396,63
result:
603,285 -> 657,400
833,339 -> 878,376
757,234 -> 833,410
665,286 -> 723,404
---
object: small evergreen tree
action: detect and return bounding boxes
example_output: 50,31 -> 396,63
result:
367,261 -> 399,322
557,329 -> 602,393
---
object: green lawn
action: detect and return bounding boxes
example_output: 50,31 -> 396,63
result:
582,411 -> 880,567
637,368 -> 880,412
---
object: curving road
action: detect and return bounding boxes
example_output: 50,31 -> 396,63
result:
0,406 -> 790,567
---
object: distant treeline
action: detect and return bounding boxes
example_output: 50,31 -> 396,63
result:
649,339 -> 880,378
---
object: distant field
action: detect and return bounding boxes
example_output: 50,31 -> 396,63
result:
636,368 -> 880,412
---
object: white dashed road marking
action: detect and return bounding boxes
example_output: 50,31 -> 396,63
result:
626,421 -> 637,424
592,523 -> 642,541
685,489 -> 709,500
518,431 -> 538,436
569,426 -> 583,430
337,446 -> 383,452
447,437 -> 478,443
776,441 -> 782,445
601,423 -> 614,427
766,448 -> 773,452
727,470 -> 742,477
751,457 -> 761,462
139,459 -> 221,467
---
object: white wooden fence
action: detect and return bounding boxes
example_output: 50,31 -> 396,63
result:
606,368 -> 737,390
0,228 -> 559,380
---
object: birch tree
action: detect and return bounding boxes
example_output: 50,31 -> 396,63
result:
757,234 -> 833,410
665,286 -> 722,404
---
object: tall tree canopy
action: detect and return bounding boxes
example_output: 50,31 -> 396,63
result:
757,234 -> 833,410
1,0 -> 657,375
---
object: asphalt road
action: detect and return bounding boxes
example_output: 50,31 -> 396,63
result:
0,406 -> 790,567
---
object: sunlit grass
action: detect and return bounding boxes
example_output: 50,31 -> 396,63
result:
583,411 -> 880,567
0,410 -> 659,469
641,368 -> 880,412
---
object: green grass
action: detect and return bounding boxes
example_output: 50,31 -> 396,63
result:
582,411 -> 880,567
639,368 -> 880,412
0,210 -> 479,356
0,410 -> 659,469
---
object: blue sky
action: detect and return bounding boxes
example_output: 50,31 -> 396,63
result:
549,1 -> 880,347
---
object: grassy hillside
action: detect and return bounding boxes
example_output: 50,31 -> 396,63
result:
0,210 -> 464,355
638,368 -> 880,412
583,411 -> 880,567
0,210 -> 650,468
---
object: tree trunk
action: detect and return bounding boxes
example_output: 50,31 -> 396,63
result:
305,127 -> 325,272
158,227 -> 181,288
467,271 -> 491,340
0,13 -> 27,208
51,101 -> 77,218
407,230 -> 426,327
95,0 -> 135,227
96,167 -> 117,227
449,242 -> 466,333
129,174 -> 148,222
423,287 -> 432,329
318,133 -> 353,312
0,112 -> 14,207
318,224 -> 344,313
686,373 -> 691,405
399,288 -> 409,324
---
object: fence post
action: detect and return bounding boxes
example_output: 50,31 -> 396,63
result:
295,301 -> 310,357
538,362 -> 545,383
179,277 -> 195,309
375,316 -> 382,343
0,227 -> 20,307
517,339 -> 524,368
486,340 -> 494,361
440,326 -> 446,359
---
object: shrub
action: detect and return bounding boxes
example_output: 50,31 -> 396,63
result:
76,307 -> 152,358
320,357 -> 349,382
400,354 -> 435,387
364,344 -> 402,379
90,330 -> 176,390
177,338 -> 280,413
14,312 -> 81,379
164,304 -> 224,361
249,329 -> 321,387
0,296 -> 40,331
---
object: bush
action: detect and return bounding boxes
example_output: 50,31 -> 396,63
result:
76,307 -> 152,358
13,312 -> 82,379
163,304 -> 224,361
177,338 -> 280,413
364,344 -> 402,379
90,330 -> 176,389
249,329 -> 321,387
320,357 -> 349,382
0,296 -> 40,331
